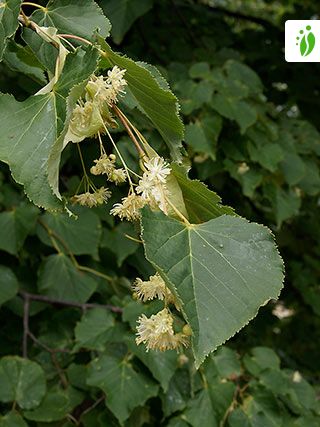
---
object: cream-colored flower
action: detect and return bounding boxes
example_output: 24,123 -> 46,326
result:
86,66 -> 127,106
133,273 -> 174,303
272,302 -> 295,319
71,187 -> 111,208
90,154 -> 116,176
108,168 -> 127,184
144,157 -> 171,183
136,157 -> 171,213
110,193 -> 146,221
136,175 -> 154,200
237,162 -> 250,175
136,308 -> 189,352
107,66 -> 127,95
94,187 -> 112,204
71,192 -> 98,208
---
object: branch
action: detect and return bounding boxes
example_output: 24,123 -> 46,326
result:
22,294 -> 30,358
195,1 -> 278,30
19,291 -> 123,313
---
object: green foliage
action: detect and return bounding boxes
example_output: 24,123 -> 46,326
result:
0,356 -> 46,409
31,0 -> 111,40
100,39 -> 184,160
87,354 -> 159,424
141,209 -> 283,366
0,0 -> 21,60
0,266 -> 18,305
38,254 -> 97,302
0,0 -> 319,425
102,0 -> 153,44
0,203 -> 38,254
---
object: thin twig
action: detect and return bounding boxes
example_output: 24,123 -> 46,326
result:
51,352 -> 69,389
22,294 -> 30,358
19,291 -> 123,313
77,265 -> 113,282
80,395 -> 105,417
38,218 -> 114,283
28,331 -> 69,354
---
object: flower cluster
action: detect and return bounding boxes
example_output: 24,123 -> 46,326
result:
86,66 -> 127,107
133,274 -> 189,352
109,156 -> 171,222
136,157 -> 171,212
65,66 -> 127,145
90,154 -> 126,184
71,187 -> 111,208
136,309 -> 190,352
110,193 -> 145,221
133,273 -> 175,304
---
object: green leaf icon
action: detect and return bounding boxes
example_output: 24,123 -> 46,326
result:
300,31 -> 316,56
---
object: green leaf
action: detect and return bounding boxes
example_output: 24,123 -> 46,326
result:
211,95 -> 257,133
0,266 -> 18,305
101,222 -> 139,267
298,160 -> 320,195
264,185 -> 301,228
0,411 -> 28,427
141,209 -> 284,367
171,164 -> 235,223
0,93 -> 60,209
281,153 -> 306,186
245,388 -> 285,427
213,347 -> 241,378
189,62 -> 211,79
0,0 -> 21,60
99,39 -> 184,160
289,374 -> 317,411
225,60 -> 263,95
185,114 -> 222,160
228,409 -> 251,427
259,369 -> 290,396
87,354 -> 159,424
74,308 -> 114,351
224,160 -> 263,198
22,27 -> 57,74
23,390 -> 70,422
294,416 -> 320,427
247,142 -> 284,172
102,0 -> 153,44
31,0 -> 111,40
3,40 -> 46,84
0,204 -> 38,255
0,356 -> 46,409
37,208 -> 102,258
125,335 -> 178,392
243,347 -> 280,376
0,47 -> 99,209
161,369 -> 190,417
167,418 -> 190,427
184,389 -> 218,427
38,254 -> 97,303
24,386 -> 83,422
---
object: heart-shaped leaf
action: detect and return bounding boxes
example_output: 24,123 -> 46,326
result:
141,209 -> 284,367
